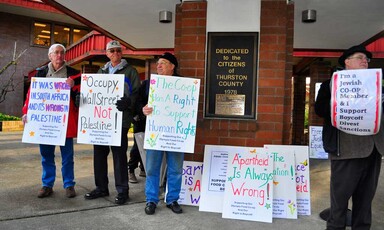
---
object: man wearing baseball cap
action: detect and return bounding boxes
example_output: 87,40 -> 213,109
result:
84,40 -> 140,205
315,45 -> 383,230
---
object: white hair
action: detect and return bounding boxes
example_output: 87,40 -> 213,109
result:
48,44 -> 66,56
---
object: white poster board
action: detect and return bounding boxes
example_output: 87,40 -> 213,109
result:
77,74 -> 124,146
22,77 -> 70,146
199,145 -> 230,213
265,145 -> 311,216
309,126 -> 328,159
222,147 -> 273,223
144,74 -> 200,153
331,69 -> 382,135
264,145 -> 297,219
178,161 -> 203,206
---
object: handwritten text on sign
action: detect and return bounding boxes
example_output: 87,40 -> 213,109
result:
222,148 -> 273,223
144,74 -> 200,153
77,74 -> 124,146
331,69 -> 382,135
22,77 -> 70,146
178,161 -> 203,206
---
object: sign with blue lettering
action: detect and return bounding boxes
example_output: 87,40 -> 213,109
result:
144,74 -> 200,153
76,74 -> 124,146
22,77 -> 70,146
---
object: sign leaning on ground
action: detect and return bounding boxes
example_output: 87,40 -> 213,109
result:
22,77 -> 70,146
76,74 -> 124,146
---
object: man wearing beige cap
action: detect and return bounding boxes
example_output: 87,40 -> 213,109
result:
84,40 -> 140,205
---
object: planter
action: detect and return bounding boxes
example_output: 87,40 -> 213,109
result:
0,121 -> 24,132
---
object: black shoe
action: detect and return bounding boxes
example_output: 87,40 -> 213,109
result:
145,202 -> 157,215
84,189 -> 109,200
115,193 -> 129,205
166,201 -> 183,214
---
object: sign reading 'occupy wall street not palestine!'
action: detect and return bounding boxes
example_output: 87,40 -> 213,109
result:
331,68 -> 382,135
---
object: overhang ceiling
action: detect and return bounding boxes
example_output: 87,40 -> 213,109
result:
2,0 -> 384,51
46,0 -> 384,51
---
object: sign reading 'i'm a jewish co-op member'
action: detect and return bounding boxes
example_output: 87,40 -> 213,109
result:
144,74 -> 200,153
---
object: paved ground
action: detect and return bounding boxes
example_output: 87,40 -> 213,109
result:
0,131 -> 383,230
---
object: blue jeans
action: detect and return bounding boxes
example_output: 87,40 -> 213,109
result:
145,150 -> 184,204
39,138 -> 75,189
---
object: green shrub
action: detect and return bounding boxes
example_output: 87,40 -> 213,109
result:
0,113 -> 21,121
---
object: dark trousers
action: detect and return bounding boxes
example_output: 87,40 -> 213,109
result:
327,148 -> 382,230
93,127 -> 129,194
128,137 -> 144,173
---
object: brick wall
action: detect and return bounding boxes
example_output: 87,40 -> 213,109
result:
175,0 -> 293,160
0,12 -> 49,116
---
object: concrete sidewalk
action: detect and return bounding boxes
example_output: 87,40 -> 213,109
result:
0,131 -> 383,230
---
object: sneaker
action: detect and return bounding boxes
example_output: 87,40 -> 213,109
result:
129,173 -> 138,183
37,186 -> 53,198
139,170 -> 146,177
145,202 -> 157,215
65,186 -> 76,198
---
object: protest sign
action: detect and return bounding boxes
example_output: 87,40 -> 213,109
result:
222,147 -> 273,222
22,77 -> 70,146
265,145 -> 311,216
264,145 -> 297,219
144,74 -> 200,153
309,126 -> 328,159
77,74 -> 124,146
178,161 -> 203,206
199,145 -> 230,213
331,69 -> 382,135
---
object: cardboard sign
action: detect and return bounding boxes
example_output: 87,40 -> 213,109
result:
265,145 -> 311,216
144,74 -> 200,153
264,145 -> 297,219
309,126 -> 328,159
331,69 -> 382,135
77,74 -> 124,146
222,147 -> 273,223
178,161 -> 203,206
22,77 -> 70,146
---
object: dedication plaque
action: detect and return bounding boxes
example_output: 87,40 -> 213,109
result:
215,94 -> 245,116
204,32 -> 258,120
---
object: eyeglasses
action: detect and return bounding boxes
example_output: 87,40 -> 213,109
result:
108,49 -> 122,53
157,61 -> 170,65
348,56 -> 371,63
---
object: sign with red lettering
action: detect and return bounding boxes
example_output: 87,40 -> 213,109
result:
222,147 -> 273,223
22,77 -> 70,146
77,74 -> 124,146
331,69 -> 382,135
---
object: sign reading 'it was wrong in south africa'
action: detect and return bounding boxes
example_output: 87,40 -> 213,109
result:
22,77 -> 70,146
77,74 -> 124,146
144,74 -> 200,153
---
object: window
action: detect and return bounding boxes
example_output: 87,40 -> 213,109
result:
32,21 -> 89,47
